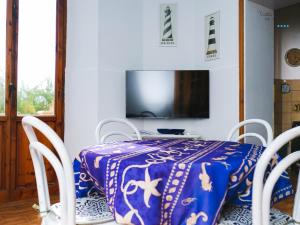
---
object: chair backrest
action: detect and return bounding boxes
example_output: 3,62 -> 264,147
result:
22,116 -> 75,225
227,119 -> 273,147
252,126 -> 300,225
95,118 -> 142,144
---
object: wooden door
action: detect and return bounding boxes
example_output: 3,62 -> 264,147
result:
0,0 -> 66,202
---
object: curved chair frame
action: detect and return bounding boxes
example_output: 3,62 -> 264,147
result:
23,116 -> 116,225
236,133 -> 267,147
95,118 -> 142,144
252,126 -> 300,225
227,119 -> 273,146
22,116 -> 76,225
30,142 -> 69,225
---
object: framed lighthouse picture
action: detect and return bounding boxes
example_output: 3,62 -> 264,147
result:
205,11 -> 220,61
160,4 -> 177,47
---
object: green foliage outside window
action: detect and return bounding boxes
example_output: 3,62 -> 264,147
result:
0,77 -> 54,115
0,77 -> 4,114
17,79 -> 54,115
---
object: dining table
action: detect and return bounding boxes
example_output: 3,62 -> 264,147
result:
74,138 -> 293,225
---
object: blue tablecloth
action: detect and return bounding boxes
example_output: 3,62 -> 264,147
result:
74,139 -> 293,225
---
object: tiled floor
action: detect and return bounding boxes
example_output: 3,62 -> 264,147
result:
0,195 -> 294,225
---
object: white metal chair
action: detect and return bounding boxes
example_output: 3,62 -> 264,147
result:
227,119 -> 273,147
95,118 -> 142,144
219,126 -> 300,225
22,116 -> 116,225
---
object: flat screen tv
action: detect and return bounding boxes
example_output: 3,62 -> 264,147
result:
126,70 -> 209,119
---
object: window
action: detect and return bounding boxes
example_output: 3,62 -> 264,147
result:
0,0 -> 7,115
17,0 -> 57,115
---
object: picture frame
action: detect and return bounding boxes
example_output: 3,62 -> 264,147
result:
160,4 -> 177,47
205,11 -> 220,61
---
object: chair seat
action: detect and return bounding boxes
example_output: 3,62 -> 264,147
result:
218,206 -> 294,225
51,197 -> 114,224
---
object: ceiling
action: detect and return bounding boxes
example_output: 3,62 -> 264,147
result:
250,0 -> 300,9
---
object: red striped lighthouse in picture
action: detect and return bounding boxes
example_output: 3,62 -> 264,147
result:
160,4 -> 176,46
163,6 -> 173,40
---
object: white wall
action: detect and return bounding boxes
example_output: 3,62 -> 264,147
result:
65,0 -> 241,157
65,0 -> 99,158
65,0 -> 144,157
245,1 -> 274,142
98,0 -> 144,134
142,0 -> 239,140
275,3 -> 300,80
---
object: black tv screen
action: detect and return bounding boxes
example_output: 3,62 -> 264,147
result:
126,70 -> 209,118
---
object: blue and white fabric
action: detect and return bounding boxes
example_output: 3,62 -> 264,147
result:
75,139 -> 293,225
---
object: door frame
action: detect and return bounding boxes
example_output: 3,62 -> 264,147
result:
239,0 -> 245,135
0,0 -> 67,202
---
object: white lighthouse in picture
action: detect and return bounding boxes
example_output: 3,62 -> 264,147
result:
206,16 -> 217,57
